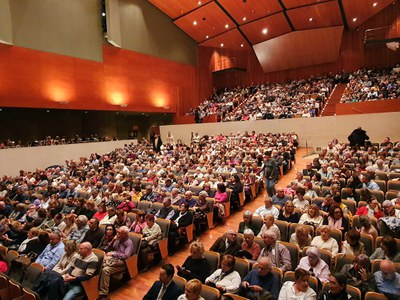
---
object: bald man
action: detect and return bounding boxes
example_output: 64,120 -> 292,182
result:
241,257 -> 279,299
374,260 -> 400,299
62,242 -> 99,300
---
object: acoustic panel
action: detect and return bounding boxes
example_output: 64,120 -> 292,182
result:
253,26 -> 344,72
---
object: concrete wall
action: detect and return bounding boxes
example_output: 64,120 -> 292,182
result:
160,112 -> 400,148
0,140 -> 135,177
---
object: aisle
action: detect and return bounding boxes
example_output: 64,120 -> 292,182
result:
112,148 -> 310,299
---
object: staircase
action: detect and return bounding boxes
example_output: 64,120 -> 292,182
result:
320,83 -> 348,116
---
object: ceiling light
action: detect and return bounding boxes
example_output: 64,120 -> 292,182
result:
193,21 -> 197,25
102,12 -> 106,17
198,1 -> 202,5
243,17 -> 247,21
373,2 -> 378,6
352,17 -> 357,22
206,35 -> 209,39
225,24 -> 229,29
240,44 -> 244,47
262,28 -> 268,35
309,17 -> 313,22
220,43 -> 224,47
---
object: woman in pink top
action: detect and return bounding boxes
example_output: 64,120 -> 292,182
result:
213,183 -> 227,222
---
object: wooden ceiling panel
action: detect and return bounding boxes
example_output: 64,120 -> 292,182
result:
199,28 -> 252,51
173,2 -> 236,42
147,0 -> 212,20
253,26 -> 344,72
342,0 -> 395,30
218,0 -> 283,25
282,0 -> 332,9
287,1 -> 343,30
240,13 -> 292,44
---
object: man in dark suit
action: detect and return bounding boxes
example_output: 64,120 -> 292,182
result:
209,229 -> 241,257
153,134 -> 163,153
168,203 -> 193,255
238,210 -> 261,236
143,263 -> 182,300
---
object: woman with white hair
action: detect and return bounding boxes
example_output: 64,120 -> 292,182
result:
310,225 -> 339,256
239,229 -> 261,260
297,247 -> 330,283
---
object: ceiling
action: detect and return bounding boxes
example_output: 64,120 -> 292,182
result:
147,0 -> 396,51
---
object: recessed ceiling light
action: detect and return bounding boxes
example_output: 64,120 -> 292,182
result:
309,17 -> 313,22
262,28 -> 268,34
102,12 -> 106,17
352,17 -> 357,22
198,1 -> 202,5
243,17 -> 247,21
225,24 -> 229,29
206,35 -> 209,39
240,44 -> 244,47
220,43 -> 224,47
193,21 -> 197,25
373,2 -> 378,6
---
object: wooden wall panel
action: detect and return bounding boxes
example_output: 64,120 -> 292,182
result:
202,1 -> 400,89
0,44 -> 199,115
335,100 -> 400,115
253,26 -> 343,73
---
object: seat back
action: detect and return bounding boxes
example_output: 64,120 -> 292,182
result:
342,199 -> 357,215
155,218 -> 171,259
271,267 -> 283,289
173,275 -> 187,292
374,180 -> 386,193
151,202 -> 163,214
233,257 -> 250,280
346,285 -> 362,300
375,171 -> 388,181
360,233 -> 374,256
375,236 -> 400,249
204,251 -> 220,274
365,292 -> 389,300
201,284 -> 220,300
274,220 -> 289,242
5,250 -> 18,269
371,259 -> 400,273
137,200 -> 152,212
21,287 -> 41,300
21,263 -> 44,290
385,190 -> 398,200
387,180 -> 400,192
252,216 -> 264,234
189,186 -> 203,196
279,241 -> 299,271
334,253 -> 355,273
92,248 -> 105,274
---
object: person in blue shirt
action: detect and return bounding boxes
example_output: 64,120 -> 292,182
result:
374,260 -> 400,300
240,257 -> 279,300
36,231 -> 65,270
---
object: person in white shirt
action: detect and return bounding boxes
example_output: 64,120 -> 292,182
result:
278,268 -> 317,300
205,254 -> 241,294
310,225 -> 339,256
299,205 -> 323,228
297,247 -> 330,283
253,196 -> 279,219
257,214 -> 281,240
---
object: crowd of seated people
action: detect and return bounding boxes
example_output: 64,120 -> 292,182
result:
166,134 -> 400,299
0,131 -> 298,299
341,65 -> 400,103
187,75 -> 334,122
0,133 -> 112,149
